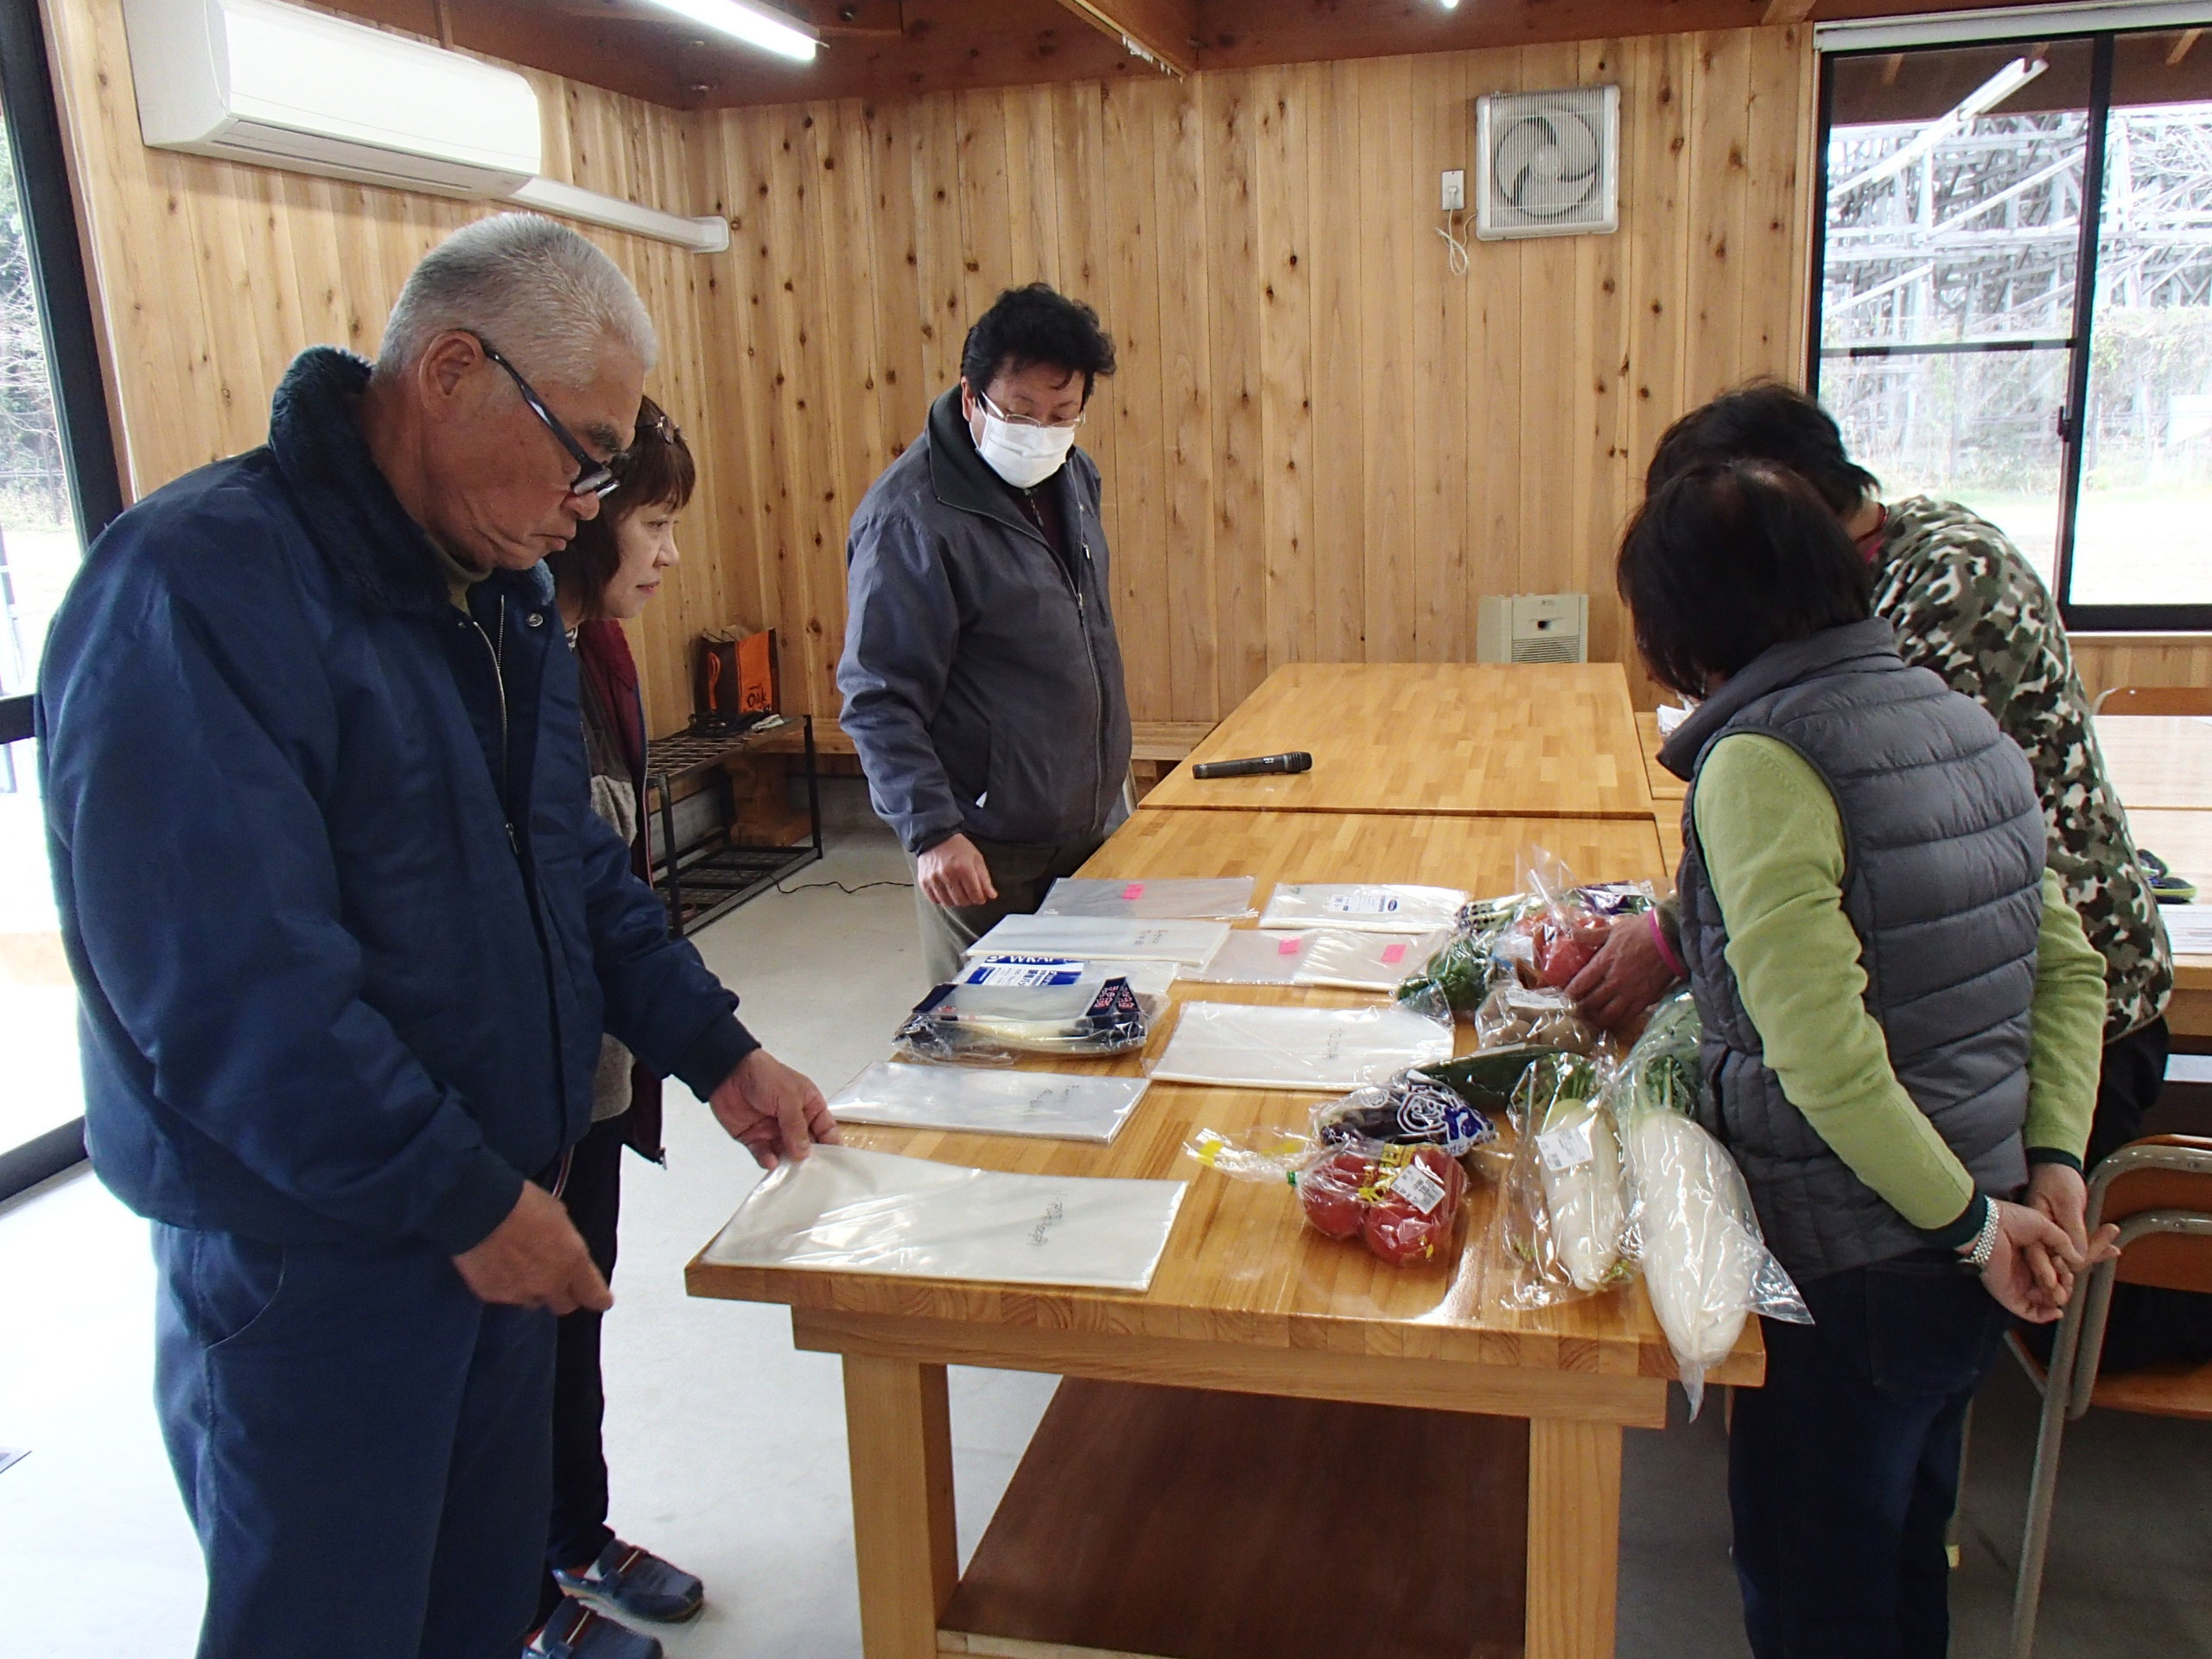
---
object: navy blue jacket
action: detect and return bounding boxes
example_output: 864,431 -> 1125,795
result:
39,348 -> 757,1255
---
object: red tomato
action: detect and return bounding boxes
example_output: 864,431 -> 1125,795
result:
1531,913 -> 1609,989
1300,1151 -> 1373,1240
1363,1198 -> 1447,1265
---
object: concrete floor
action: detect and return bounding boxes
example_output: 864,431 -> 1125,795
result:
4,780 -> 2211,1656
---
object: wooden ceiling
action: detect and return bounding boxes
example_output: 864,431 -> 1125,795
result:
318,0 -> 2134,110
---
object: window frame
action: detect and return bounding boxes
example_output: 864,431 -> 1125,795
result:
1809,22 -> 2212,633
0,0 -> 124,1199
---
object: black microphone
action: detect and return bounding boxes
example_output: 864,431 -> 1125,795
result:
1191,751 -> 1313,780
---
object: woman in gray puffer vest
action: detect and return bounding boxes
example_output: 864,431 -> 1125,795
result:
1620,461 -> 2114,1659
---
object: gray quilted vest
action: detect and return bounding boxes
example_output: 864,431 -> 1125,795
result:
1659,619 -> 2047,1282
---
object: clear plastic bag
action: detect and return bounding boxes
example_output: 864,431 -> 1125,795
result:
966,914 -> 1232,968
828,1061 -> 1151,1143
1295,927 -> 1449,992
1149,997 -> 1453,1091
1187,929 -> 1308,984
1182,1078 -> 1475,1268
1396,894 -> 1529,1014
1472,982 -> 1600,1055
967,953 -> 1180,1001
1610,990 -> 1809,1416
1258,882 -> 1468,935
701,1144 -> 1187,1291
893,973 -> 1158,1065
1036,876 -> 1257,921
1494,1051 -> 1633,1308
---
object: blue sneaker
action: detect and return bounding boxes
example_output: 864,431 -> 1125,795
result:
552,1540 -> 706,1624
524,1601 -> 663,1659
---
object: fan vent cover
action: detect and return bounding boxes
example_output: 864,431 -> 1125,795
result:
1476,85 -> 1620,242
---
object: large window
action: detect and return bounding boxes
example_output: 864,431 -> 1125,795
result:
1813,22 -> 2212,629
0,0 -> 124,1200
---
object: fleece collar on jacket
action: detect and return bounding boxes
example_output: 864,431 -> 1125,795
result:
1657,617 -> 1904,783
266,346 -> 550,618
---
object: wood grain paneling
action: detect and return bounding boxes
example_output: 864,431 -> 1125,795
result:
700,24 -> 1820,720
41,0 -> 736,731
48,2 -> 1821,735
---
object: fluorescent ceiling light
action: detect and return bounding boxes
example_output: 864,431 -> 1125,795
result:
1834,56 -> 2047,194
642,0 -> 817,61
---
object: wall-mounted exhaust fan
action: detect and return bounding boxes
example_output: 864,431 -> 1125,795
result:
1476,85 -> 1620,241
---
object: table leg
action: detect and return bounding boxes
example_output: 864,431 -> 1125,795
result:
1525,1416 -> 1624,1659
842,1354 -> 958,1659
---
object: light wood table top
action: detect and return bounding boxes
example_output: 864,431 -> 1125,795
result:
689,808 -> 1747,1395
1636,709 -> 1688,804
2098,715 -> 2212,812
1141,661 -> 1655,819
2120,808 -> 2212,1030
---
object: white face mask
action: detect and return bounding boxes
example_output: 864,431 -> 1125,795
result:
972,393 -> 1077,490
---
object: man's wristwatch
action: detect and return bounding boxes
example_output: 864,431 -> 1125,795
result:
1961,1198 -> 2000,1273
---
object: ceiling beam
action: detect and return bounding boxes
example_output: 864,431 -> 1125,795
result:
1764,0 -> 1815,22
1052,0 -> 1197,76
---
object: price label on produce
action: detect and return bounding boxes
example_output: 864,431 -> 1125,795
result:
1536,1118 -> 1595,1173
1385,1159 -> 1449,1216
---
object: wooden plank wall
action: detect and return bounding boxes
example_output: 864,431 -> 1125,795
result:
694,26 -> 1820,722
39,0 -> 735,730
41,2 -> 2212,731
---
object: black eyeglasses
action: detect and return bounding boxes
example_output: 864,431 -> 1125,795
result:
470,333 -> 620,499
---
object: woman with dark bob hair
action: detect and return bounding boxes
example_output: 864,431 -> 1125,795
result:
531,395 -> 708,1652
1624,459 -> 2112,1659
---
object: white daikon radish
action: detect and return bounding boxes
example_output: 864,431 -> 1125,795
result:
1624,1109 -> 1757,1371
1534,1096 -> 1627,1291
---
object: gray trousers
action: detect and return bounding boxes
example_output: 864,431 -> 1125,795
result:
912,833 -> 1103,986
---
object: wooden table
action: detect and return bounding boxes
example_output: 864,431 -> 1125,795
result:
689,805 -> 1754,1659
2097,715 -> 2212,811
1143,662 -> 1654,820
2119,806 -> 2212,1041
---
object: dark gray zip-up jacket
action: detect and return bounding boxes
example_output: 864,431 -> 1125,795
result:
837,387 -> 1132,856
1662,620 -> 2047,1281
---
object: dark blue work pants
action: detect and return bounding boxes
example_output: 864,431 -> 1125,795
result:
154,1224 -> 556,1659
1729,1251 -> 2012,1659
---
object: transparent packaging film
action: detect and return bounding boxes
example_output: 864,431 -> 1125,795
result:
1148,1000 -> 1452,1091
966,913 -> 1232,968
968,953 -> 1180,1001
1294,927 -> 1448,992
1491,1051 -> 1633,1311
1609,990 -> 1808,1415
1472,982 -> 1602,1056
829,1061 -> 1151,1144
1188,928 -> 1307,984
1036,876 -> 1257,921
1257,882 -> 1469,935
702,1144 -> 1187,1291
893,974 -> 1157,1065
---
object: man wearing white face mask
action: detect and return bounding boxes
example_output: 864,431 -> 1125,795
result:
839,283 -> 1130,983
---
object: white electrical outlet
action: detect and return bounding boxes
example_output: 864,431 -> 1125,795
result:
1441,168 -> 1466,212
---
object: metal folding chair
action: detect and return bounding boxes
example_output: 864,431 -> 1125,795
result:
2008,1135 -> 2212,1659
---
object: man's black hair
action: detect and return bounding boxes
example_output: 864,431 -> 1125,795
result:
1644,380 -> 1882,518
1617,460 -> 1874,699
960,283 -> 1117,403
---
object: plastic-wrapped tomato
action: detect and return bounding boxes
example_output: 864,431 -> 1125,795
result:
1529,912 -> 1610,990
1299,1149 -> 1374,1240
1360,1147 -> 1465,1264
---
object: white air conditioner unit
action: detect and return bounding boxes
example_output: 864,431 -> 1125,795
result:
122,0 -> 542,197
120,0 -> 731,252
1478,593 -> 1589,665
1476,85 -> 1620,242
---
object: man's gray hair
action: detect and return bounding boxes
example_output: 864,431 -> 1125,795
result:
377,213 -> 658,387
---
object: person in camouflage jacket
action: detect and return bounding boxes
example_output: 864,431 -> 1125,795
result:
1573,384 -> 2181,1274
1572,383 -> 2209,1377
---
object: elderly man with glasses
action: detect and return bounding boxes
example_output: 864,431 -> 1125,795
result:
839,283 -> 1132,983
38,213 -> 833,1659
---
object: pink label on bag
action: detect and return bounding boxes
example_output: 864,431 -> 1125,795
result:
1122,883 -> 1145,899
1278,937 -> 1303,956
1382,943 -> 1408,964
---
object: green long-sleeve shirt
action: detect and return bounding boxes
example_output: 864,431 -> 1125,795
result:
1689,733 -> 2107,1238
